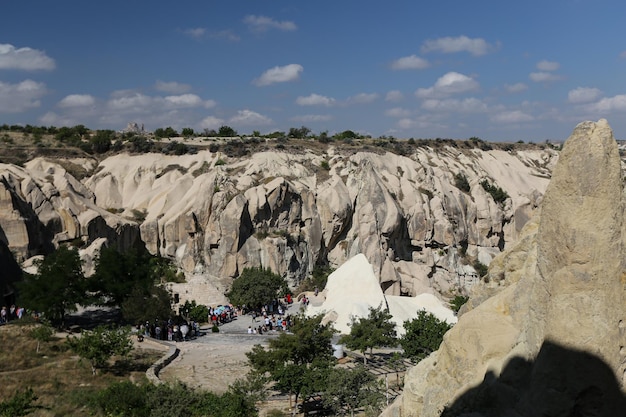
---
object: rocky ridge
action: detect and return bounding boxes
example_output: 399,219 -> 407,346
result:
382,119 -> 626,417
0,139 -> 556,305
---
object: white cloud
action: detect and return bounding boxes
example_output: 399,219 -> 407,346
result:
296,93 -> 336,106
39,111 -> 76,127
536,60 -> 559,71
106,91 -> 215,114
107,92 -> 153,112
244,15 -> 297,32
505,83 -> 528,93
229,109 -> 272,125
529,72 -> 561,82
421,35 -> 493,56
490,110 -> 534,123
164,94 -> 215,109
397,118 -> 416,129
385,90 -> 403,102
184,28 -> 206,39
391,55 -> 430,70
254,64 -> 303,86
199,115 -> 225,130
385,107 -> 411,118
347,93 -> 378,104
0,43 -> 55,70
155,80 -> 191,94
0,79 -> 47,112
567,87 -> 602,104
291,114 -> 332,123
58,94 -> 95,108
415,72 -> 479,98
421,97 -> 488,113
586,95 -> 626,112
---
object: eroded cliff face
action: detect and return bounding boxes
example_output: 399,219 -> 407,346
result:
383,119 -> 626,417
0,159 -> 141,262
78,143 -> 554,297
0,142 -> 555,300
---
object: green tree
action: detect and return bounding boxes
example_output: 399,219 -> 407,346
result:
401,310 -> 452,362
29,322 -> 55,353
181,300 -> 209,323
288,126 -> 311,139
247,314 -> 335,409
227,267 -> 287,311
87,246 -> 153,307
218,125 -> 237,137
323,365 -> 385,417
66,325 -> 133,375
121,284 -> 173,324
17,246 -> 85,327
182,127 -> 194,137
90,129 -> 115,153
340,305 -> 397,363
0,388 -> 41,417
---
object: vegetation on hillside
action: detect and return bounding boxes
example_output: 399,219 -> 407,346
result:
0,123 -> 557,167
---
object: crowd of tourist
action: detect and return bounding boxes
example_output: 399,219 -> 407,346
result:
0,304 -> 25,324
138,319 -> 200,342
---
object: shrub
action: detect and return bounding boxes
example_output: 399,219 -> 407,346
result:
401,310 -> 452,362
480,180 -> 509,205
473,260 -> 488,277
450,295 -> 469,313
454,173 -> 470,193
320,160 -> 330,170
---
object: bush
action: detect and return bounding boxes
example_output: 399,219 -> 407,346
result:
480,180 -> 509,204
450,295 -> 469,313
181,300 -> 209,323
401,310 -> 452,362
473,260 -> 488,277
454,173 -> 470,193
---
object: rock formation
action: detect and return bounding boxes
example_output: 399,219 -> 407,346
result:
382,119 -> 626,417
306,253 -> 457,336
82,144 -> 554,299
0,158 -> 141,262
0,139 -> 555,307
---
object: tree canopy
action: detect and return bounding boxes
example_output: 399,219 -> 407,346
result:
226,267 -> 287,310
246,314 -> 336,408
400,309 -> 452,362
87,246 -> 153,307
340,304 -> 397,363
17,246 -> 84,326
66,325 -> 133,375
323,365 -> 385,417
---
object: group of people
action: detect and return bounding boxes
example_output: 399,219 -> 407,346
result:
0,305 -> 25,324
138,319 -> 200,342
247,301 -> 293,335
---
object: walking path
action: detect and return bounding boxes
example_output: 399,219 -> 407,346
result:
156,301 -> 304,393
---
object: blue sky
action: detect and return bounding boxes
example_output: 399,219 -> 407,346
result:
2,0 -> 626,141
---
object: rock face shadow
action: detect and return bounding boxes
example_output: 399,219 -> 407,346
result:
441,340 -> 626,417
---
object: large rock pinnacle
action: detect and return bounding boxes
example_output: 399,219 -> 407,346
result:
538,119 -> 624,367
383,119 -> 626,417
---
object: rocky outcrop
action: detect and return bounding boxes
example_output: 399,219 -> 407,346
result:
383,119 -> 626,417
0,159 -> 141,262
82,144 -> 555,298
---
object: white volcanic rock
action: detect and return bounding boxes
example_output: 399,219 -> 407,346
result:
0,140 -> 558,317
306,254 -> 456,336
